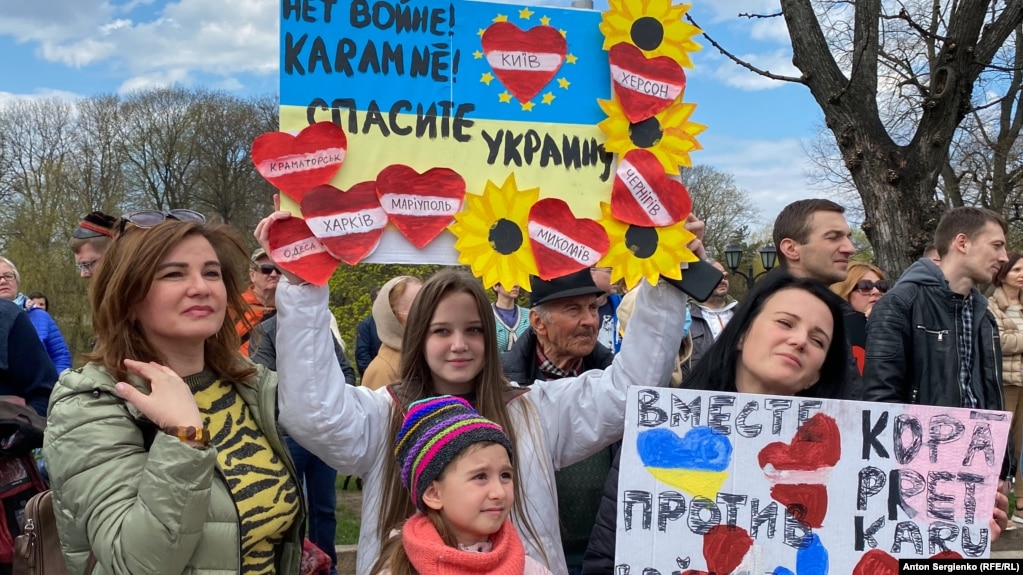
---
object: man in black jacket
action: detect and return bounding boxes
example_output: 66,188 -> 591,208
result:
863,207 -> 1007,409
500,269 -> 612,575
863,206 -> 1011,533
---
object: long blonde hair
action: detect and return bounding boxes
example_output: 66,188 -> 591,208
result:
830,262 -> 886,303
376,270 -> 546,565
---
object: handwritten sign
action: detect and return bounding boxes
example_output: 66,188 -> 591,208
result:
280,0 -> 612,264
617,387 -> 1011,574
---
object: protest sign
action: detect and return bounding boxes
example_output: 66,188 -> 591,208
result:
617,387 -> 1011,574
272,0 -> 706,288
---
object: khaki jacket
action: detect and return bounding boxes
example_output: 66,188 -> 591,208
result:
43,362 -> 304,575
990,287 -> 1023,386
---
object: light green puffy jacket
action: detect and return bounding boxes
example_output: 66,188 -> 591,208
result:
43,362 -> 304,575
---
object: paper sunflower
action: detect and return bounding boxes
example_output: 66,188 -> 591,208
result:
600,0 -> 702,68
596,202 -> 699,288
449,174 -> 540,289
599,97 -> 706,174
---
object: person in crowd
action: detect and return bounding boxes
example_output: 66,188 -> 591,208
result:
44,211 -> 303,574
0,257 -> 72,372
356,287 -> 383,376
988,252 -> 1023,525
924,243 -> 942,265
773,199 -> 856,284
689,261 -> 736,368
27,291 -> 49,312
370,396 -> 551,575
251,313 -> 355,575
0,298 -> 57,416
590,267 -> 622,353
771,198 -> 862,397
492,283 -> 530,352
830,262 -> 888,317
259,202 -> 691,575
236,248 -> 280,355
863,206 -> 1011,535
361,276 -> 423,391
582,274 -> 851,574
69,211 -> 117,280
499,269 -> 614,574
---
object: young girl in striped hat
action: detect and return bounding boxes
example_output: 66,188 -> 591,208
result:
371,395 -> 551,575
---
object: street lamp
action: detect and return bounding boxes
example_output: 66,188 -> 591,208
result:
723,243 -> 777,289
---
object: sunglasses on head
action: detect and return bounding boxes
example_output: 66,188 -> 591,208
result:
854,279 -> 889,294
257,264 -> 281,275
118,209 -> 206,234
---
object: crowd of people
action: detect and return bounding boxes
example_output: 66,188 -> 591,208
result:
0,196 -> 1017,575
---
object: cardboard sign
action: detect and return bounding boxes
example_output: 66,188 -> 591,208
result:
617,387 -> 1011,574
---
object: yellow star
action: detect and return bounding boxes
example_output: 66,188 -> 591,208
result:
521,101 -> 535,112
557,77 -> 571,89
519,8 -> 534,19
493,14 -> 508,23
566,54 -> 578,64
481,72 -> 494,85
478,28 -> 486,36
559,29 -> 567,38
540,16 -> 551,26
498,91 -> 513,103
541,92 -> 556,105
473,50 -> 484,59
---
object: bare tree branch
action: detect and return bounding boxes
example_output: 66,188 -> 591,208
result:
685,14 -> 805,83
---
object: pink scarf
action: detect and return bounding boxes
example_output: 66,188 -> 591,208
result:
402,513 -> 525,575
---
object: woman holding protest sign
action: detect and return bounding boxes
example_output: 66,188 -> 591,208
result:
256,202 -> 698,575
989,253 -> 1023,525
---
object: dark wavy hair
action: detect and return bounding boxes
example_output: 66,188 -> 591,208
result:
684,273 -> 849,399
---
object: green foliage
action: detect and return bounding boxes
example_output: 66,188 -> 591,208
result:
327,263 -> 444,373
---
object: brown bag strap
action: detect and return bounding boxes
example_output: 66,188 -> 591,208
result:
85,553 -> 96,574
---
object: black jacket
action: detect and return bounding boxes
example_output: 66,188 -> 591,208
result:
499,327 -> 614,385
863,259 -> 1003,409
581,447 -> 622,575
354,315 -> 381,376
0,299 -> 57,416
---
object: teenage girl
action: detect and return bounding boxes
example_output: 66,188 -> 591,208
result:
371,395 -> 551,575
255,208 -> 692,575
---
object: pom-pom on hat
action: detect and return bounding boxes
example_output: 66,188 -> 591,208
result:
73,211 -> 117,239
395,396 -> 513,510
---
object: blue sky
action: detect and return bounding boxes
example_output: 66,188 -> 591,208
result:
0,0 -> 830,226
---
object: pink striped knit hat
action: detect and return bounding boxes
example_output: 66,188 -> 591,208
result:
394,396 -> 513,510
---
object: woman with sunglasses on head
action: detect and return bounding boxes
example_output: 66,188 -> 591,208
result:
43,210 -> 303,575
830,262 -> 889,317
989,253 -> 1023,526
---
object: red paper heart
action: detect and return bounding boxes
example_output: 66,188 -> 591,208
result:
679,525 -> 753,575
301,183 -> 387,265
609,43 -> 687,123
266,218 -> 339,286
770,484 -> 828,528
481,22 -> 567,103
376,165 -> 465,249
527,199 -> 609,280
758,413 -> 841,477
612,149 -> 692,227
252,122 -> 348,203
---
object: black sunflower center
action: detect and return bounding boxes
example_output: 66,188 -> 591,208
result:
629,117 -> 663,148
489,218 -> 523,255
630,17 -> 664,52
625,225 -> 659,259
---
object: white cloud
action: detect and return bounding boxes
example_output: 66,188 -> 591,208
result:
698,136 -> 818,222
1,0 -> 279,82
117,68 -> 191,93
749,17 -> 789,43
0,88 -> 83,107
